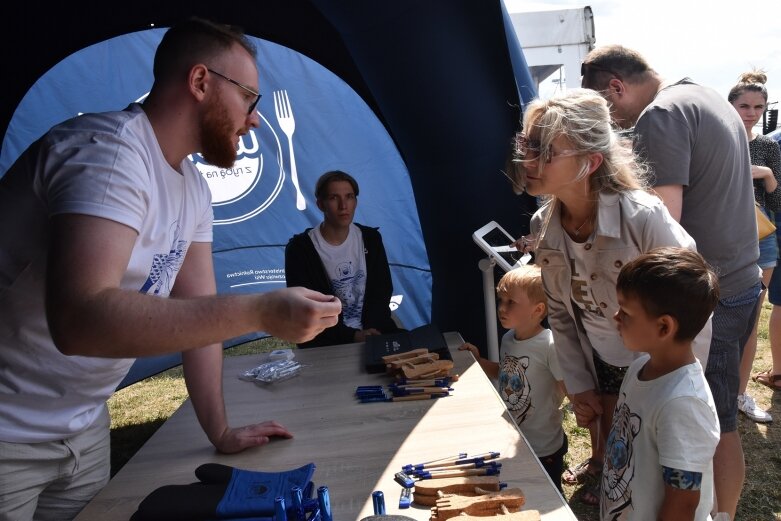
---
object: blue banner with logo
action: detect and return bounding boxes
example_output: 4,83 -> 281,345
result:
0,29 -> 431,385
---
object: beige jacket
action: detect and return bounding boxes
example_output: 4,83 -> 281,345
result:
531,189 -> 706,395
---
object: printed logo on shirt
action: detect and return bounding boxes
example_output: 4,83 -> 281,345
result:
602,396 -> 641,519
139,221 -> 187,296
570,258 -> 603,316
499,355 -> 532,424
331,262 -> 366,327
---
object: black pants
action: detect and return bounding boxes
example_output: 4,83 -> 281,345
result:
539,433 -> 568,494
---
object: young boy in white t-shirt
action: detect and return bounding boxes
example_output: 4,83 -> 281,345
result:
460,264 -> 567,492
602,247 -> 720,521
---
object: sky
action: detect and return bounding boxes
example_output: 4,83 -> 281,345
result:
503,0 -> 781,124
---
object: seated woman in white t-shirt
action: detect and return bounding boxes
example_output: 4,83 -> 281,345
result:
285,170 -> 401,347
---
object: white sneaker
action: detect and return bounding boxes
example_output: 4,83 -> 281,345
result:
737,394 -> 772,423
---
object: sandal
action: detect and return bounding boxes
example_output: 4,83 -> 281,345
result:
562,458 -> 602,485
579,481 -> 600,506
753,370 -> 781,391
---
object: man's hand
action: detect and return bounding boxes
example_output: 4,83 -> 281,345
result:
258,287 -> 342,343
212,421 -> 293,454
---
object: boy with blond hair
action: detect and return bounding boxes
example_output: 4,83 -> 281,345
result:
460,264 -> 567,491
603,247 -> 720,520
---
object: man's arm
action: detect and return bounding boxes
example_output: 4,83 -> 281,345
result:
653,185 -> 684,222
176,242 -> 292,453
46,214 -> 341,357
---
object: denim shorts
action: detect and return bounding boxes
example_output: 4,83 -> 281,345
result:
758,233 -> 778,269
705,282 -> 762,432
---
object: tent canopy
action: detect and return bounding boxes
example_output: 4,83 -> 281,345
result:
1,0 -> 538,374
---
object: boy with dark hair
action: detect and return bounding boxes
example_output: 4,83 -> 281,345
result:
602,247 -> 720,520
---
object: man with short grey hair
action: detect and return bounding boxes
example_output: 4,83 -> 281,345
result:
582,44 -> 761,520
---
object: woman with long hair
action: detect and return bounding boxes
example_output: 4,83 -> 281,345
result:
509,88 -> 708,505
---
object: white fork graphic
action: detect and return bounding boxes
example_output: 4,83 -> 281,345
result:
273,90 -> 306,210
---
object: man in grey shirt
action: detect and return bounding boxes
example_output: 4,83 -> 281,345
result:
582,45 -> 761,519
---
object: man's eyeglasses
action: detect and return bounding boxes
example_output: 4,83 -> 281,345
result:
207,68 -> 261,115
515,133 -> 581,163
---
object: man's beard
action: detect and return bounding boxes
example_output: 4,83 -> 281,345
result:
200,101 -> 239,168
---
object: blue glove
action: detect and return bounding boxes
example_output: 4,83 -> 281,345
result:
131,462 -> 315,521
211,463 -> 315,518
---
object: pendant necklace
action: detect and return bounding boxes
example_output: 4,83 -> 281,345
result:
572,216 -> 592,237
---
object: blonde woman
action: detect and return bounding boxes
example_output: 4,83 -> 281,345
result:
510,89 -> 709,505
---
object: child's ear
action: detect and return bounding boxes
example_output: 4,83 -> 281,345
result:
533,302 -> 546,319
657,314 -> 678,341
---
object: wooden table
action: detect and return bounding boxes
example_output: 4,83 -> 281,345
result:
75,332 -> 576,520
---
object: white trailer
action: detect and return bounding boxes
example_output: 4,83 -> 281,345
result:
504,5 -> 596,92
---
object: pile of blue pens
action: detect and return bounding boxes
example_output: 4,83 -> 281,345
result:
394,452 -> 502,488
355,377 -> 454,403
273,484 -> 332,521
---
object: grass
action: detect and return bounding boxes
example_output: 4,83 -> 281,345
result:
109,309 -> 781,520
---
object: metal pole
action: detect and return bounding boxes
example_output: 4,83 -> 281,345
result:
478,257 -> 500,362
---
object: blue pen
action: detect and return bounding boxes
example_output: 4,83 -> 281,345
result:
398,487 -> 412,509
359,392 -> 449,403
290,486 -> 305,521
274,496 -> 287,521
355,386 -> 385,396
409,461 -> 501,477
453,451 -> 500,465
388,386 -> 454,395
356,390 -> 388,399
317,485 -> 332,521
402,452 -> 468,472
372,490 -> 386,515
394,470 -> 416,488
416,466 -> 500,479
395,377 -> 452,387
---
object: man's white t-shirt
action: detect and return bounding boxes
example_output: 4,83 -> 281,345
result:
309,223 -> 367,329
0,104 -> 213,442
